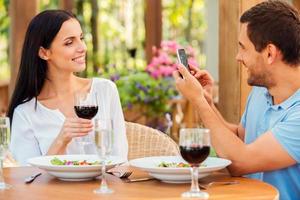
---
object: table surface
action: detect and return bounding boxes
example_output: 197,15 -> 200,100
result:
2,166 -> 279,200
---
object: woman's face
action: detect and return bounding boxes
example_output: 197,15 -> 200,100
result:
44,18 -> 87,73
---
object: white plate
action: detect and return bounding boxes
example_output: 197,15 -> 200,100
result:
28,154 -> 125,181
129,156 -> 231,183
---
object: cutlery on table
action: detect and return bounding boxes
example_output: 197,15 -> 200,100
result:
107,170 -> 155,183
24,172 -> 42,184
107,170 -> 133,179
123,177 -> 155,183
199,181 -> 239,190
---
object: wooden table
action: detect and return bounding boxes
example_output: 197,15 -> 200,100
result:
2,167 -> 279,200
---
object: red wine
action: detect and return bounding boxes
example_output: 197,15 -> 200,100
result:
74,106 -> 98,119
179,145 -> 210,166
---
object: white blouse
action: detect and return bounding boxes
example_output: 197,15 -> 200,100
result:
10,78 -> 128,165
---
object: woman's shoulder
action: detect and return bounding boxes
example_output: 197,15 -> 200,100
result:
12,98 -> 37,123
92,77 -> 117,89
14,98 -> 36,113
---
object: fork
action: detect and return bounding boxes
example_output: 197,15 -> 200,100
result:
199,181 -> 239,190
108,171 -> 133,179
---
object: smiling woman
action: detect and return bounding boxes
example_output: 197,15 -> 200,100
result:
7,10 -> 128,165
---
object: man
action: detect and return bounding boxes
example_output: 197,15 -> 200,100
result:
173,1 -> 300,200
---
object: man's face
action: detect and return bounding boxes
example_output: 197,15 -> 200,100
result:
236,24 -> 273,88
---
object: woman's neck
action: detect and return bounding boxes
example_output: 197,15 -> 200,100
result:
39,73 -> 79,100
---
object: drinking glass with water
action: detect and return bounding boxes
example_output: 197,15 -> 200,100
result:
93,118 -> 113,194
0,117 -> 12,190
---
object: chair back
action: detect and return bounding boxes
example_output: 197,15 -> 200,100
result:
125,122 -> 179,160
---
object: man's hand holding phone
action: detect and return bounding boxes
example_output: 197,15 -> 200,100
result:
190,65 -> 214,106
176,48 -> 214,105
176,49 -> 190,73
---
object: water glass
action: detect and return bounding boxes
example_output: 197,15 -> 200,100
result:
93,118 -> 113,194
0,117 -> 11,190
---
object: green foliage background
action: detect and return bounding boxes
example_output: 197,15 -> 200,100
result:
0,0 -> 206,129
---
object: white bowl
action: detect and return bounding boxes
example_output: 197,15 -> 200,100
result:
28,154 -> 125,181
129,156 -> 231,183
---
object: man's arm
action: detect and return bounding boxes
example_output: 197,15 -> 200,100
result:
187,64 -> 245,140
174,65 -> 296,176
211,103 -> 245,141
196,98 -> 296,176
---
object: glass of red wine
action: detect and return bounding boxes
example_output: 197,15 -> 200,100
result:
179,128 -> 210,199
74,92 -> 98,154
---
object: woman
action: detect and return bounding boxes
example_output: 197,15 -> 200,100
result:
8,10 -> 128,165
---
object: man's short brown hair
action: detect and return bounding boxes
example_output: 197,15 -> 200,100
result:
240,0 -> 300,66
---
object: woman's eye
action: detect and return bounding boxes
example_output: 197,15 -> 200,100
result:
65,41 -> 72,46
80,37 -> 84,41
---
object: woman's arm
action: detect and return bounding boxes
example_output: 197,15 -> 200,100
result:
46,118 -> 93,155
110,82 -> 128,160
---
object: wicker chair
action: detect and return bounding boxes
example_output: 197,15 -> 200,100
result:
125,121 -> 179,160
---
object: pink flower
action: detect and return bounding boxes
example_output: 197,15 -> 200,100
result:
188,58 -> 198,68
186,46 -> 196,57
147,40 -> 199,78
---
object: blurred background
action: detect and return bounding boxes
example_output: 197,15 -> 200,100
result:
0,0 -> 298,141
0,0 -> 218,139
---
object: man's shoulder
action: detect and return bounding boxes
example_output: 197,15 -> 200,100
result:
246,86 -> 268,104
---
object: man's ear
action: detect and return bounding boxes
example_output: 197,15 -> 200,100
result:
38,47 -> 49,60
266,44 -> 280,64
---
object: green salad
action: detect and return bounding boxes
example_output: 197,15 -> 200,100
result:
157,162 -> 206,168
50,157 -> 101,166
158,162 -> 190,168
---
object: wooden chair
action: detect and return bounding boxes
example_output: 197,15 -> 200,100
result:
125,121 -> 179,160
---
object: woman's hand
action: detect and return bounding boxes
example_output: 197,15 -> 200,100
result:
47,118 -> 93,155
58,118 -> 93,145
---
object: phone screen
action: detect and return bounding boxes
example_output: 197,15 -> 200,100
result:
177,49 -> 189,68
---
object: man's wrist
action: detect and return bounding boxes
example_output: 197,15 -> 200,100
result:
192,96 -> 210,110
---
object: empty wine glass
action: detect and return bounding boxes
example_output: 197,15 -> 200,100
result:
0,117 -> 11,190
179,128 -> 210,199
74,92 -> 98,154
93,118 -> 113,194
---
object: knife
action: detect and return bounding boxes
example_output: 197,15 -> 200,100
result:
24,172 -> 42,184
123,177 -> 155,183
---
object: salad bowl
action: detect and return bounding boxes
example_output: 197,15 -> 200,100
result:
129,156 -> 231,183
28,154 -> 125,181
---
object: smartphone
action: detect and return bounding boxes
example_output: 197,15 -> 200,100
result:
176,48 -> 189,69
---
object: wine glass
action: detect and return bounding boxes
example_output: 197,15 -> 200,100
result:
93,118 -> 113,194
179,128 -> 210,199
74,92 -> 98,154
0,117 -> 12,190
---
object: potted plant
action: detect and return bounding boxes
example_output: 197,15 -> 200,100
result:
107,41 -> 198,131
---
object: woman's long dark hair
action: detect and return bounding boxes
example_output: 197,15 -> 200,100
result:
7,10 -> 76,122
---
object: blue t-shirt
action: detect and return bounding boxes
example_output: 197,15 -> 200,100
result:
241,86 -> 300,200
